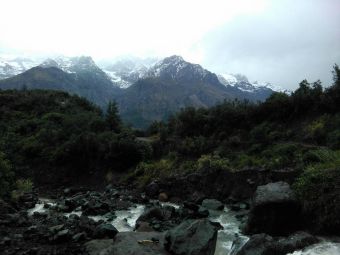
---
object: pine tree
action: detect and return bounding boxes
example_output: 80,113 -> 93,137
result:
106,101 -> 121,132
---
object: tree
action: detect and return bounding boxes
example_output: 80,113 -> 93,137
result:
106,101 -> 121,132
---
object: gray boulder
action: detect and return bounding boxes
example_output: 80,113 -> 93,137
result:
93,223 -> 118,239
245,182 -> 301,235
164,219 -> 218,255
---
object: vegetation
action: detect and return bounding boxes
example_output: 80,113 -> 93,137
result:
0,90 -> 150,197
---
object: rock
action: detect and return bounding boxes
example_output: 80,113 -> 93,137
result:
0,199 -> 16,214
235,232 -> 319,255
136,222 -> 154,232
53,229 -> 70,243
202,199 -> 224,211
235,233 -> 274,255
63,188 -> 72,195
164,219 -> 218,255
114,232 -> 169,255
159,192 -> 168,202
72,232 -> 87,242
82,199 -> 110,215
183,202 -> 200,211
93,224 -> 118,239
85,239 -> 115,255
145,182 -> 160,198
245,182 -> 301,235
85,232 -> 169,255
49,224 -> 64,234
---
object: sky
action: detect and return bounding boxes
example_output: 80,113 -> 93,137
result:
0,0 -> 339,89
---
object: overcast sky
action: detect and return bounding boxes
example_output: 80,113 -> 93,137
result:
0,0 -> 339,89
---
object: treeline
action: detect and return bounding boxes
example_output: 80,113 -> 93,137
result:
147,65 -> 340,156
0,90 -> 151,197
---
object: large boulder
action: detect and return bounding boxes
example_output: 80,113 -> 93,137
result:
93,224 -> 118,239
164,219 -> 218,255
136,206 -> 177,231
245,182 -> 301,235
235,232 -> 319,255
85,232 -> 169,255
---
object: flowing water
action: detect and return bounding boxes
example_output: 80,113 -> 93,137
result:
28,199 -> 340,255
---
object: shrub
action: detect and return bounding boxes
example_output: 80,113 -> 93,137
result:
197,154 -> 230,171
293,150 -> 340,233
11,178 -> 33,200
0,152 -> 14,198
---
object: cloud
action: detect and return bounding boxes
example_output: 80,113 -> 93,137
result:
196,0 -> 340,89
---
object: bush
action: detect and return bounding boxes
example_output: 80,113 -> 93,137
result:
11,178 -> 33,200
0,152 -> 14,198
197,154 -> 230,171
293,150 -> 340,233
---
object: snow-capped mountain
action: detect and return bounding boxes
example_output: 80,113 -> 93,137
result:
218,73 -> 286,93
40,56 -> 105,74
0,57 -> 40,79
146,55 -> 219,84
99,57 -> 158,88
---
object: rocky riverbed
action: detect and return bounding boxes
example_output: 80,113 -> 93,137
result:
1,183 -> 340,255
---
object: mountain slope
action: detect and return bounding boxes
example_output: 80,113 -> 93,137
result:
0,65 -> 120,108
116,56 -> 235,128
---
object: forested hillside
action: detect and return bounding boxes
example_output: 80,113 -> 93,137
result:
0,90 -> 151,197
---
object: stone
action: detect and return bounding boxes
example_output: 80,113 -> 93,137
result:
164,219 -> 218,255
93,224 -> 118,239
235,232 -> 319,255
245,182 -> 301,235
158,192 -> 168,202
145,182 -> 160,198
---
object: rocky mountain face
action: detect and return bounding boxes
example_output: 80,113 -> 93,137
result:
115,56 -> 236,128
0,54 -> 284,128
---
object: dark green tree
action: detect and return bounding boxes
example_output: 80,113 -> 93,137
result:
106,101 -> 121,132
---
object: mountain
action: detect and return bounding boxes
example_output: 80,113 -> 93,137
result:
0,57 -> 40,79
115,56 -> 236,128
99,57 -> 159,88
0,57 -> 121,108
0,54 -> 283,128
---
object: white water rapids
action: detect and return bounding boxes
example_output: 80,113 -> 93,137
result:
28,199 -> 340,255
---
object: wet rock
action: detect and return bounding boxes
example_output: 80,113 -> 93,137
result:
235,232 -> 319,255
53,229 -> 71,243
82,199 -> 110,216
245,182 -> 301,235
72,232 -> 87,242
136,222 -> 154,232
202,199 -> 224,211
145,182 -> 160,198
93,224 -> 118,239
164,219 -> 218,255
158,192 -> 168,202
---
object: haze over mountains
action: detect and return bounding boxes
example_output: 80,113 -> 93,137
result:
0,55 -> 284,128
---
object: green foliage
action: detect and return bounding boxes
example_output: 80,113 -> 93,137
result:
106,101 -> 121,132
11,178 -> 33,200
0,90 -> 147,185
197,154 -> 230,171
293,150 -> 340,233
0,152 -> 14,198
